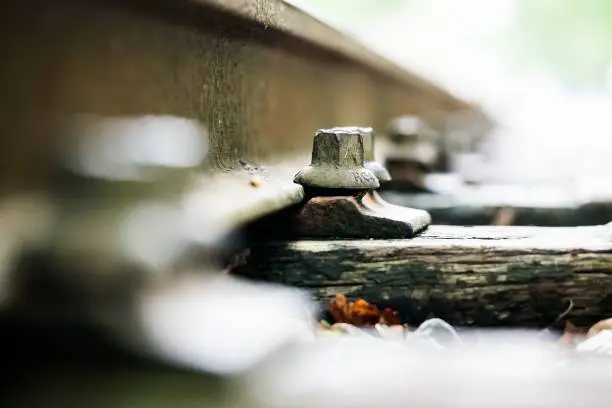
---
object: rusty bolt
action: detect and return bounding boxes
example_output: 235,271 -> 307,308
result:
360,127 -> 391,183
294,127 -> 379,191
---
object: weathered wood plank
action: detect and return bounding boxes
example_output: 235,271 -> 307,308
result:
380,189 -> 612,226
418,203 -> 612,226
240,224 -> 612,327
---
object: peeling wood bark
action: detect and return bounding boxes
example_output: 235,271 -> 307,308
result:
239,224 -> 612,327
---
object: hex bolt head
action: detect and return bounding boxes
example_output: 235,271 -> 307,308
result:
294,127 -> 379,190
360,127 -> 392,183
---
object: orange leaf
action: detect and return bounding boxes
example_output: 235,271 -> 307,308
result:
350,298 -> 380,326
380,308 -> 401,326
327,294 -> 351,324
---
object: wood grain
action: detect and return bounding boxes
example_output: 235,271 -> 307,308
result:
240,224 -> 612,327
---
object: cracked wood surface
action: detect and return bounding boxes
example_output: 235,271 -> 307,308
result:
240,224 -> 612,327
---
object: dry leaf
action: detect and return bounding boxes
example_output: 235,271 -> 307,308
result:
350,299 -> 380,326
327,295 -> 403,328
380,308 -> 401,326
328,294 -> 351,324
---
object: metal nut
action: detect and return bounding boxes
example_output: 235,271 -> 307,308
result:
388,115 -> 428,144
360,127 -> 392,183
386,116 -> 439,168
294,127 -> 379,190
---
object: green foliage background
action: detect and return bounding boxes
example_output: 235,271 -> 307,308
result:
304,0 -> 612,89
509,0 -> 612,88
